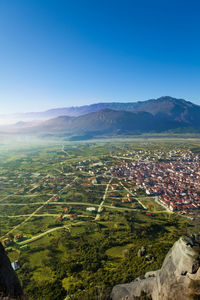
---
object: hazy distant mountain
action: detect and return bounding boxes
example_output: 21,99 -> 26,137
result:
34,109 -> 160,134
20,108 -> 195,137
1,96 -> 200,125
2,96 -> 200,137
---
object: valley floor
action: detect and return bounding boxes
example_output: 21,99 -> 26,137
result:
0,139 -> 199,299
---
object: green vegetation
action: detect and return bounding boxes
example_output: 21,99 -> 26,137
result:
17,211 -> 189,299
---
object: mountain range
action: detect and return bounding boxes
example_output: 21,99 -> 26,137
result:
2,96 -> 200,138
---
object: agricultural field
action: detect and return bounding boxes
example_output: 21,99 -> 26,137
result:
0,138 -> 199,299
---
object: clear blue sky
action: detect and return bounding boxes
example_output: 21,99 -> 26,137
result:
0,0 -> 200,113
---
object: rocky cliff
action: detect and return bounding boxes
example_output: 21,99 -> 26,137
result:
111,235 -> 200,300
0,243 -> 25,299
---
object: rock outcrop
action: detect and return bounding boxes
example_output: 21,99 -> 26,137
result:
111,235 -> 200,300
137,246 -> 146,258
0,243 -> 25,299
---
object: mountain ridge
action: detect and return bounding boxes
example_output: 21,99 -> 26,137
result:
2,97 -> 200,137
1,96 -> 199,121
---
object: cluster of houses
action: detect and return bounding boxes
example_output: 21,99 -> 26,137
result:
112,153 -> 200,213
1,233 -> 24,247
57,206 -> 78,221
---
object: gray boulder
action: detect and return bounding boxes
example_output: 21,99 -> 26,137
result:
111,235 -> 200,300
